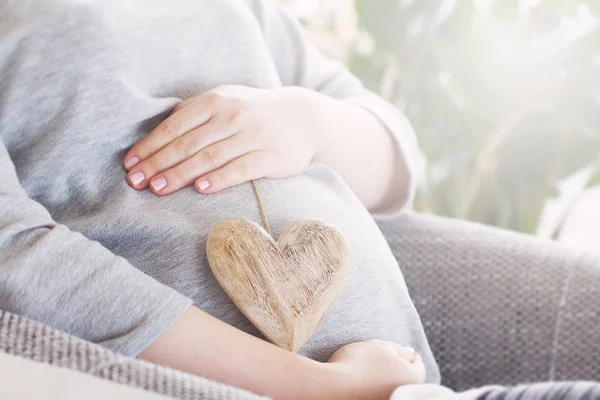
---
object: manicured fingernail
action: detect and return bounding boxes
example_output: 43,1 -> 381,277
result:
197,180 -> 210,191
125,157 -> 140,170
129,171 -> 145,186
406,347 -> 417,362
151,176 -> 167,192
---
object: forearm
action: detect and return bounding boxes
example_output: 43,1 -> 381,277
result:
139,306 -> 349,400
305,89 -> 410,213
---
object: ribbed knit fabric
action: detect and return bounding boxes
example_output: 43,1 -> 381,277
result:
376,212 -> 600,390
481,382 -> 600,400
0,310 -> 266,400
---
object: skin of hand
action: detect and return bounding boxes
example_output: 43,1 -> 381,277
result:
124,85 -> 326,196
124,85 -> 406,212
327,340 -> 427,399
140,306 -> 426,400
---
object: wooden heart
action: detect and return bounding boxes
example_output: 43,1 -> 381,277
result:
206,218 -> 350,352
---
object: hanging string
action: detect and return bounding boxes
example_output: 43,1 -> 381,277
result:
251,180 -> 271,235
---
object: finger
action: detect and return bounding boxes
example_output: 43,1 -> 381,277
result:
171,97 -> 196,115
127,117 -> 237,190
392,345 -> 418,363
148,136 -> 252,195
171,86 -> 235,115
195,151 -> 268,194
124,97 -> 215,170
409,354 -> 427,384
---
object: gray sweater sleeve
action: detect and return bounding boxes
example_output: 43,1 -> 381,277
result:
248,1 -> 425,213
0,140 -> 193,357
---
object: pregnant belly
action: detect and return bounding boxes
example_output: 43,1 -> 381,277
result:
61,163 -> 436,379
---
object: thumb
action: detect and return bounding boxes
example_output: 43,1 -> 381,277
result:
393,346 -> 418,363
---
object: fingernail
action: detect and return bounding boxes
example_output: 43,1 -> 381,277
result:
151,176 -> 167,192
197,180 -> 210,191
129,171 -> 145,186
404,347 -> 417,362
125,156 -> 140,170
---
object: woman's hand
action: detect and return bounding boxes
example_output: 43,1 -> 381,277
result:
325,339 -> 426,399
124,85 -> 332,195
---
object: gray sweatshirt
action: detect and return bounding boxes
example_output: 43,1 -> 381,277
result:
0,0 -> 439,384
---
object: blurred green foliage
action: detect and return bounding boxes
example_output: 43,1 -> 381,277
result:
349,0 -> 600,235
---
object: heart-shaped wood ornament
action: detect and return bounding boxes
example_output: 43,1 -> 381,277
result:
206,218 -> 350,352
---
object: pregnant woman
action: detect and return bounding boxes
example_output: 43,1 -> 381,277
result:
0,0 -> 438,399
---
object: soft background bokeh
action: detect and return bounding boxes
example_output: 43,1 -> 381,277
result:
278,0 -> 600,252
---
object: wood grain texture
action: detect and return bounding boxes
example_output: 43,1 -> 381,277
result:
206,218 -> 350,352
